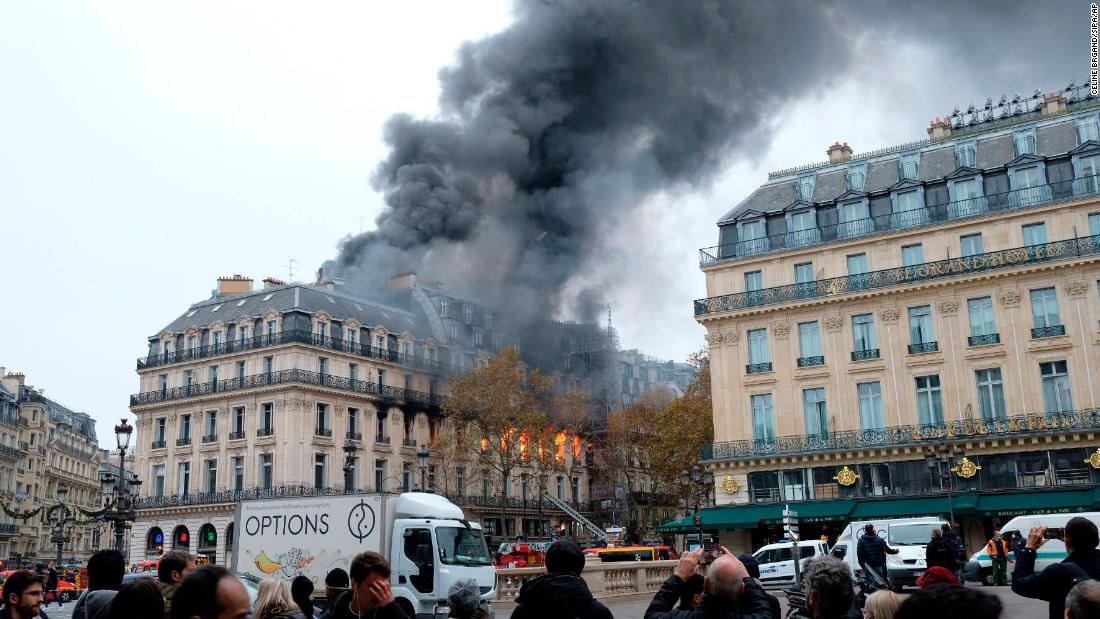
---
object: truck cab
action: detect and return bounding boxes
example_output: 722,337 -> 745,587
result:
831,517 -> 946,590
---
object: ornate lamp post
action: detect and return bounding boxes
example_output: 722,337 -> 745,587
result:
680,464 -> 714,542
49,484 -> 75,567
342,441 -> 357,491
925,443 -> 967,526
416,445 -> 430,492
100,419 -> 140,558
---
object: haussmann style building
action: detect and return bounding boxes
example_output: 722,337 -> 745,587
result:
663,86 -> 1100,555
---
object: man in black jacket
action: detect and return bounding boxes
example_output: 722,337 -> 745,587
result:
1012,516 -> 1100,619
643,546 -> 776,619
925,529 -> 957,572
855,524 -> 897,586
511,540 -> 612,619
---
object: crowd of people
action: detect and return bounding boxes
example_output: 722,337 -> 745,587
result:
4,519 -> 1100,619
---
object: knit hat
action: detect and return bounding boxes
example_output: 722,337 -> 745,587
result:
738,553 -> 761,579
544,540 -> 586,575
447,579 -> 482,619
916,566 -> 959,588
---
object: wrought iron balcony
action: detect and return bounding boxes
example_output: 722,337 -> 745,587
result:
134,485 -> 369,509
202,433 -> 218,444
700,175 -> 1100,265
346,432 -> 362,441
375,435 -> 390,444
697,234 -> 1100,316
703,407 -> 1100,461
907,341 -> 939,354
256,428 -> 274,437
851,349 -> 880,361
1032,325 -> 1067,339
0,445 -> 20,459
0,413 -> 19,428
402,437 -> 417,447
18,441 -> 29,452
176,437 -> 191,446
797,356 -> 825,367
228,431 -> 246,441
968,333 -> 1001,347
130,368 -> 445,409
746,362 -> 773,374
314,428 -> 333,438
0,523 -> 17,535
150,440 -> 166,450
137,329 -> 456,375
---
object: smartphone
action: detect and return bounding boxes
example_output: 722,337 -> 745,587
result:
702,540 -> 716,551
687,543 -> 701,552
1044,527 -> 1065,540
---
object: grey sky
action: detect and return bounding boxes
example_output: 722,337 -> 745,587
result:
0,1 -> 1085,447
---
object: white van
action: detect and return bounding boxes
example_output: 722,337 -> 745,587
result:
829,517 -> 947,590
962,512 -> 1100,586
751,539 -> 829,588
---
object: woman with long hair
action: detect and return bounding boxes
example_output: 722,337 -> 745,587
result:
254,579 -> 305,619
291,575 -> 316,619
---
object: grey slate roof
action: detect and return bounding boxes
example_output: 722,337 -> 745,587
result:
155,284 -> 433,340
717,103 -> 1098,225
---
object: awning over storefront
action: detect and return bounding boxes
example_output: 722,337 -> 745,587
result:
848,493 -> 978,520
657,504 -> 783,533
760,499 -> 857,525
973,488 -> 1100,517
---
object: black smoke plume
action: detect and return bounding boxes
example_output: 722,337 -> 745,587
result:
327,0 -> 1079,331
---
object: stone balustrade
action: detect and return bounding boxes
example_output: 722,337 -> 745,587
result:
494,560 -> 678,608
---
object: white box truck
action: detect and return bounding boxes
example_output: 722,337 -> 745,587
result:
230,492 -> 497,619
828,516 -> 947,590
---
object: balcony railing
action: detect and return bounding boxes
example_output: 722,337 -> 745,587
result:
228,431 -> 246,441
746,362 -> 773,374
908,341 -> 939,354
696,234 -> 1100,316
256,428 -> 274,437
702,407 -> 1100,461
18,442 -> 29,452
137,330 -> 457,375
700,175 -> 1100,264
315,428 -> 333,438
0,445 -> 20,459
0,523 -> 17,535
176,437 -> 191,446
1032,325 -> 1066,339
402,437 -> 417,447
346,432 -> 363,441
130,368 -> 445,409
851,349 -> 880,361
797,356 -> 825,367
0,413 -> 19,428
202,433 -> 218,444
375,435 -> 391,445
968,333 -> 1001,347
151,440 -> 166,449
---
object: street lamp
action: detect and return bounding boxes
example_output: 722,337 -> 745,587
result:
416,445 -> 430,492
538,473 -> 548,538
680,464 -> 714,543
50,484 -> 74,568
925,443 -> 965,526
100,418 -> 140,559
342,442 -> 357,491
520,472 -> 530,539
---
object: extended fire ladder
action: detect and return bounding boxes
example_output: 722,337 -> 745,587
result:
543,492 -> 609,542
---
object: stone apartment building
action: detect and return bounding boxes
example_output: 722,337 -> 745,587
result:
669,86 -> 1100,555
0,370 -> 106,567
127,275 -> 601,564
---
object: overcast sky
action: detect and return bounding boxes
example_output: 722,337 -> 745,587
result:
0,1 -> 1085,448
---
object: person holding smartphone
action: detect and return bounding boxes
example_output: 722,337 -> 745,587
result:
1011,517 -> 1100,619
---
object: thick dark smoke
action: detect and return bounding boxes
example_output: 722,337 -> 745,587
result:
327,0 -> 1080,332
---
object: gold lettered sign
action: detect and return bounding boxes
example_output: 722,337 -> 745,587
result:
834,466 -> 860,487
720,476 -> 742,494
1085,448 -> 1100,470
951,457 -> 982,479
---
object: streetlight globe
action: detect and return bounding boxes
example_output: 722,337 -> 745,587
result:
416,445 -> 430,471
56,484 -> 69,504
114,418 -> 133,451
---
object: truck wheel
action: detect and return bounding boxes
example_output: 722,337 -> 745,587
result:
980,568 -> 994,587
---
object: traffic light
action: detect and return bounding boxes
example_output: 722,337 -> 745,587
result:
693,515 -> 702,527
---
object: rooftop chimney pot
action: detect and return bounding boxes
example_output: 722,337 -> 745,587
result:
389,272 -> 417,291
927,117 -> 953,141
262,277 -> 285,289
1041,92 -> 1067,116
826,142 -> 854,163
216,275 -> 253,296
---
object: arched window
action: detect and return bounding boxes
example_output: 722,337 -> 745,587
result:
172,525 -> 190,550
146,527 -> 164,554
198,524 -> 217,552
225,523 -> 235,552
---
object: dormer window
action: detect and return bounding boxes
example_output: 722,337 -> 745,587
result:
735,217 -> 769,256
955,142 -> 977,168
1077,116 -> 1100,145
440,298 -> 448,316
948,177 -> 984,218
1077,154 -> 1100,194
797,175 -> 815,201
846,164 -> 867,191
899,154 -> 919,181
1013,129 -> 1036,156
484,312 -> 493,330
464,306 -> 473,323
786,209 -> 820,246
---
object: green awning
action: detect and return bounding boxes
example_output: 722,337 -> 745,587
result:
973,488 -> 1100,517
848,493 -> 978,520
760,499 -> 856,525
657,504 -> 783,532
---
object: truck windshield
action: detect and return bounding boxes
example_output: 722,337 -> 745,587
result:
889,523 -> 941,546
437,527 -> 493,566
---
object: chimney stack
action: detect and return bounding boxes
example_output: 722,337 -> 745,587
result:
388,272 -> 417,291
1041,92 -> 1067,116
216,275 -> 253,296
927,117 -> 953,140
826,142 -> 853,163
262,277 -> 285,290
